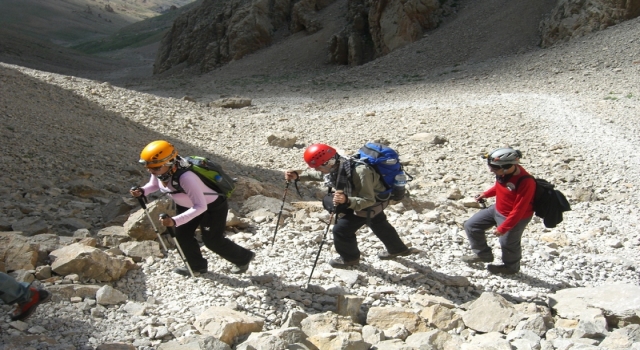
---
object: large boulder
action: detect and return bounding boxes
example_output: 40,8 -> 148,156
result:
236,327 -> 311,350
548,284 -> 640,325
49,242 -> 137,281
366,306 -> 429,334
0,232 -> 39,271
462,292 -> 522,334
154,0 -> 292,74
123,197 -> 174,241
47,284 -> 102,301
329,0 -> 455,65
290,0 -> 336,34
194,306 -> 264,345
301,311 -> 363,337
540,0 -> 640,47
158,335 -> 231,350
307,331 -> 370,350
369,0 -> 445,55
11,216 -> 49,236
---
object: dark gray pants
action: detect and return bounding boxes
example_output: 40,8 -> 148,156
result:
463,205 -> 531,270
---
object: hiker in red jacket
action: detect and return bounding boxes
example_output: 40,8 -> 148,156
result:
462,148 -> 536,274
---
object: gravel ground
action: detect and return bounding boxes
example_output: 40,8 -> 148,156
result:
0,1 -> 639,349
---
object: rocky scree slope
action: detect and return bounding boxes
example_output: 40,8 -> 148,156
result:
0,3 -> 640,350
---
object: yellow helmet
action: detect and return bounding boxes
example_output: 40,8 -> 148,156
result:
139,140 -> 177,168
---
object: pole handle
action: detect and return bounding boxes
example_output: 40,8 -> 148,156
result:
131,186 -> 148,209
160,213 -> 176,237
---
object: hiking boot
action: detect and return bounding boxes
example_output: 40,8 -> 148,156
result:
461,254 -> 494,264
378,247 -> 420,260
487,264 -> 519,275
230,251 -> 255,274
173,265 -> 207,277
328,257 -> 360,269
11,287 -> 52,321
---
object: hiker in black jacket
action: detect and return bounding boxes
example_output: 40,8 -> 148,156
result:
285,143 -> 418,268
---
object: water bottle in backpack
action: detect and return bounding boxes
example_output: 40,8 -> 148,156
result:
391,172 -> 408,201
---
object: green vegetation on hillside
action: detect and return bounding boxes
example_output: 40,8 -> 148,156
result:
72,1 -> 201,54
72,28 -> 166,53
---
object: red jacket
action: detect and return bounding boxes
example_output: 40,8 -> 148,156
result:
483,165 -> 535,233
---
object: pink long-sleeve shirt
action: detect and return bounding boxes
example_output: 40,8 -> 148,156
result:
141,171 -> 219,227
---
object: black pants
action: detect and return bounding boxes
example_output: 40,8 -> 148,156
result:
174,197 -> 253,270
332,209 -> 408,262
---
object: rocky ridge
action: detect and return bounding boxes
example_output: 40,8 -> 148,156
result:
1,3 -> 640,350
153,0 -> 640,73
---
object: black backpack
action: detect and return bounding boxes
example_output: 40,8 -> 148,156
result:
517,175 -> 571,228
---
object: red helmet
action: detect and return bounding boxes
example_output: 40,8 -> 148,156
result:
304,144 -> 337,168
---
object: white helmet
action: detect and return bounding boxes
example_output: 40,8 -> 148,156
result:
485,148 -> 522,166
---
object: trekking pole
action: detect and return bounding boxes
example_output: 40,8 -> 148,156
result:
160,213 -> 195,278
305,194 -> 339,289
132,186 -> 168,251
270,181 -> 290,246
305,162 -> 342,289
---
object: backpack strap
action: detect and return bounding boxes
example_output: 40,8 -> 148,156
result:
350,159 -> 392,201
515,175 -> 535,190
169,168 -> 219,196
169,168 -> 187,194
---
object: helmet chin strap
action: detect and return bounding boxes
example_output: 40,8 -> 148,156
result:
156,164 -> 176,182
496,165 -> 517,183
496,173 -> 512,184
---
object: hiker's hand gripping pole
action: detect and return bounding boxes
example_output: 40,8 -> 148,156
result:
270,181 -> 290,246
160,213 -> 195,278
305,160 -> 342,289
131,186 -> 169,251
305,189 -> 342,289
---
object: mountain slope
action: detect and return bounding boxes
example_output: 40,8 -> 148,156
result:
0,0 -> 197,46
0,0 -> 640,348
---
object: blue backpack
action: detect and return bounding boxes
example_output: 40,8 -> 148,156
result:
353,142 -> 412,200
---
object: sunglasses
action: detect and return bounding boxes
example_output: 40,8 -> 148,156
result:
316,159 -> 335,168
489,163 -> 512,170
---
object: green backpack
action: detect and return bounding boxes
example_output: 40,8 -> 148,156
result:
170,156 -> 236,198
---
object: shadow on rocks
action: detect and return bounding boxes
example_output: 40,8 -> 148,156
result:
1,317 -> 96,350
353,258 -> 479,305
199,272 -> 254,289
498,272 -> 578,295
